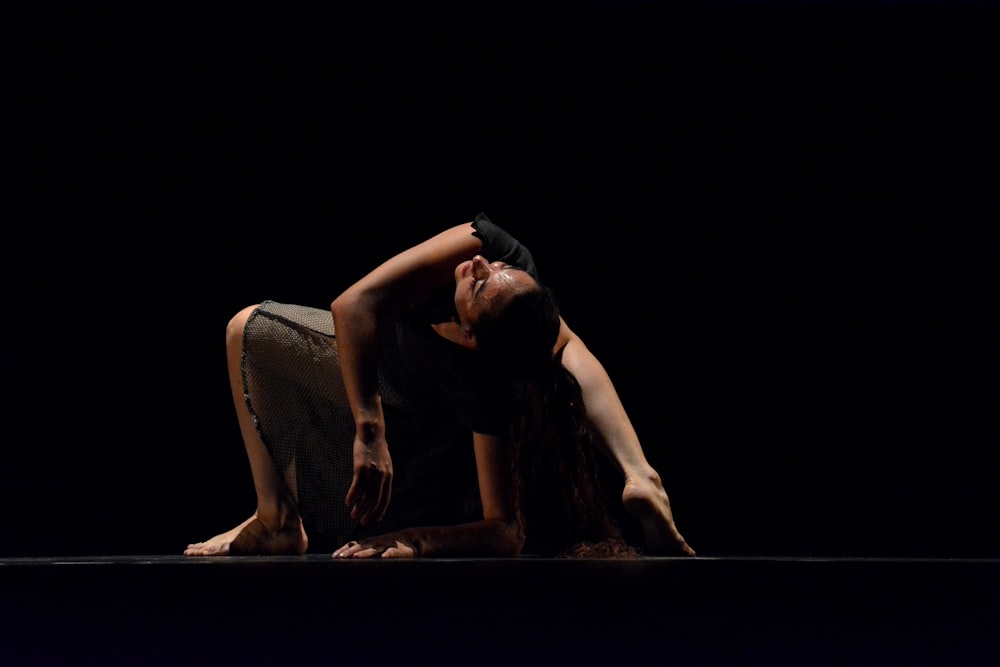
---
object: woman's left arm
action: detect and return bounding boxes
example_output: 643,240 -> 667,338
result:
555,318 -> 646,469
557,318 -> 696,556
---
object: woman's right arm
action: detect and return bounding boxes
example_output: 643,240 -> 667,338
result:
330,222 -> 484,526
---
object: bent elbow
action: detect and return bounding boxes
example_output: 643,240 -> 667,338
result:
330,292 -> 350,318
331,291 -> 364,327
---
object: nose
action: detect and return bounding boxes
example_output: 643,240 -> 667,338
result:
471,255 -> 501,279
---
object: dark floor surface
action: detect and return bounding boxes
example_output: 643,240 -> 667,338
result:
2,556 -> 997,666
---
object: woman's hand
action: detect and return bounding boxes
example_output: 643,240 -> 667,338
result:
345,434 -> 393,526
333,538 -> 416,559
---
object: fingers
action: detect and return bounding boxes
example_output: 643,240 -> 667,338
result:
380,541 -> 415,559
355,467 -> 385,526
681,538 -> 696,557
674,528 -> 696,557
344,476 -> 361,510
344,461 -> 377,510
333,541 -> 372,558
369,472 -> 392,525
346,463 -> 392,526
331,540 -> 385,559
332,540 -> 414,559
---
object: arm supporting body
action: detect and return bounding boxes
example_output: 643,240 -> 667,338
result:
334,433 -> 524,558
557,318 -> 696,556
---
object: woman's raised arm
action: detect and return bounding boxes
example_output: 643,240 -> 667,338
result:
331,222 -> 483,526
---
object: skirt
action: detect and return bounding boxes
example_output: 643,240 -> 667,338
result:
241,301 -> 483,552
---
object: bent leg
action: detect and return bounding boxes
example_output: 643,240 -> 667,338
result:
184,305 -> 307,556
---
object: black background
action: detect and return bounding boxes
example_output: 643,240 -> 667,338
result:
3,0 -> 997,558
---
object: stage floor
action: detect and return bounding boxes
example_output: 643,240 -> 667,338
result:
2,555 -> 997,666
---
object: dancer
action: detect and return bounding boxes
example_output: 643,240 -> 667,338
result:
184,213 -> 694,558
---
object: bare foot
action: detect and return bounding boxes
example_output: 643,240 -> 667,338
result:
622,473 -> 696,557
184,513 -> 308,556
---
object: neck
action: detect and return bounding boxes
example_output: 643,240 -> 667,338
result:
431,321 -> 477,350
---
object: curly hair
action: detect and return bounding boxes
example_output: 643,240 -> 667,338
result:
474,284 -> 639,559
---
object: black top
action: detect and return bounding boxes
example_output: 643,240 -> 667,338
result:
378,213 -> 539,437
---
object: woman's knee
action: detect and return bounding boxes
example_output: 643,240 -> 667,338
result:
226,304 -> 261,346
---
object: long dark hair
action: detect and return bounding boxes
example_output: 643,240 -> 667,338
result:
475,284 -> 638,558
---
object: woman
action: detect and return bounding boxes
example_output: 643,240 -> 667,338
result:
185,213 -> 694,558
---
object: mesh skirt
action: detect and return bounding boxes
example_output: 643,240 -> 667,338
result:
242,301 -> 482,552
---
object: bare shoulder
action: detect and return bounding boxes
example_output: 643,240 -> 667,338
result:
555,316 -> 583,353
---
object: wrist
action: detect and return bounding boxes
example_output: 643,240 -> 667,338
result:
355,421 -> 383,443
353,400 -> 385,439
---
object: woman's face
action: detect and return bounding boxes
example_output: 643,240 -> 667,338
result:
453,255 -> 536,328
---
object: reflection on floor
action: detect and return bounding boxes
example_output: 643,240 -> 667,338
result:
2,556 -> 997,666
